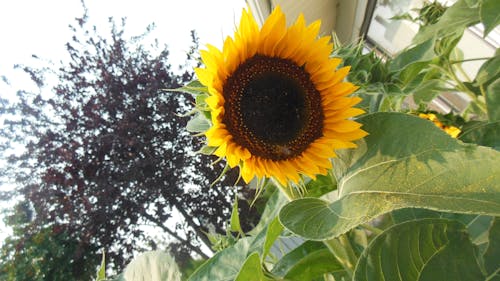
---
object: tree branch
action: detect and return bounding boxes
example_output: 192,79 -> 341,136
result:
142,212 -> 209,260
172,199 -> 214,255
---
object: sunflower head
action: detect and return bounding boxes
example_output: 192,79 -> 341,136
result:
418,113 -> 461,138
194,6 -> 367,186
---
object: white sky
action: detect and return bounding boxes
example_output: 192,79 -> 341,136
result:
0,0 -> 246,85
0,0 -> 246,247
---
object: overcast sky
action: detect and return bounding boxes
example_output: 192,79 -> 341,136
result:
0,0 -> 246,93
0,0 -> 246,245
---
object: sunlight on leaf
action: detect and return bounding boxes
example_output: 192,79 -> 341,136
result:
353,219 -> 485,281
279,113 -> 500,240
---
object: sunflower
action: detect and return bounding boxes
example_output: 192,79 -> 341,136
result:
418,113 -> 461,138
195,6 -> 367,186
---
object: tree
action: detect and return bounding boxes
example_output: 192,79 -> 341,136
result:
0,8 -> 258,279
0,202 -> 97,281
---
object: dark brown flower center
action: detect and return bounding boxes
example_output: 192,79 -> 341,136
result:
223,55 -> 323,161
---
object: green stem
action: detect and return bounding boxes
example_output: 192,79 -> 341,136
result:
274,180 -> 297,201
444,61 -> 487,113
454,63 -> 471,82
339,235 -> 359,270
480,84 -> 487,103
361,223 -> 383,235
485,268 -> 500,281
449,57 -> 490,64
323,236 -> 357,278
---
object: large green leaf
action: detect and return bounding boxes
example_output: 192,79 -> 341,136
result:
413,0 -> 480,44
389,39 -> 435,72
249,187 -> 288,236
391,208 -> 493,247
480,0 -> 500,36
486,78 -> 500,122
234,253 -> 269,281
353,219 -> 485,281
475,55 -> 500,86
279,112 -> 500,240
246,215 -> 284,261
483,217 -> 500,280
262,216 -> 283,260
190,187 -> 288,281
474,54 -> 500,122
411,79 -> 443,104
391,208 -> 441,223
187,237 -> 253,281
271,241 -> 343,281
459,121 -> 500,150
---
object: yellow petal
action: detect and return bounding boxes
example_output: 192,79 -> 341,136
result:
241,159 -> 256,183
258,6 -> 287,56
194,68 -> 214,87
226,143 -> 241,168
316,67 -> 352,91
325,119 -> 363,133
205,95 -> 223,110
324,108 -> 365,122
324,128 -> 369,141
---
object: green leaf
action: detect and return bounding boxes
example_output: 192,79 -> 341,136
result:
464,0 -> 479,7
483,217 -> 500,279
168,80 -> 208,96
249,187 -> 288,236
188,237 -> 253,281
230,197 -> 243,234
262,216 -> 284,260
475,55 -> 500,86
399,62 -> 428,87
413,0 -> 480,44
486,78 -> 500,121
391,208 -> 493,246
389,39 -> 435,72
412,79 -> 443,104
197,145 -> 217,155
279,112 -> 500,240
96,252 -> 106,281
191,193 -> 288,281
186,113 -> 210,133
391,208 -> 441,223
195,93 -> 209,110
304,173 -> 337,198
434,31 -> 463,58
480,0 -> 500,36
459,121 -> 500,150
234,252 -> 269,281
271,241 -> 343,280
353,218 -> 485,281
